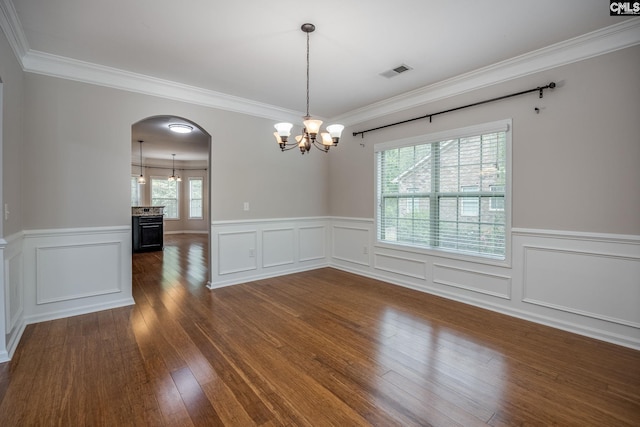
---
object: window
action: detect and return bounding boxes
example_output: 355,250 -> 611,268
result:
460,185 -> 479,217
490,185 -> 505,211
151,177 -> 179,219
189,177 -> 203,219
375,120 -> 509,260
131,176 -> 141,206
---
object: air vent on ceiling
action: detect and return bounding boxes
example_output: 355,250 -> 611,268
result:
380,64 -> 413,78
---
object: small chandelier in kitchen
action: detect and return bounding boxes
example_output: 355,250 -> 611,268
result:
137,140 -> 146,184
168,154 -> 182,182
273,23 -> 344,154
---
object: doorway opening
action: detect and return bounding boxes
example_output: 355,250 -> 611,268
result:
130,115 -> 212,286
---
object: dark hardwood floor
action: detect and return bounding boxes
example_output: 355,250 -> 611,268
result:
0,233 -> 638,426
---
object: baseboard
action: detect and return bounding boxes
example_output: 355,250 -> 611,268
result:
4,317 -> 27,361
164,230 -> 208,235
207,262 -> 329,289
24,297 -> 135,325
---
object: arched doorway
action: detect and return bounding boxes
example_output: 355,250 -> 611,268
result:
130,115 -> 212,286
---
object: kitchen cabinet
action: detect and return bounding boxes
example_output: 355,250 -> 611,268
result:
132,215 -> 163,252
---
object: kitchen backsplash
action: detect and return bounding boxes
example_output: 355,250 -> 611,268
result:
131,206 -> 164,216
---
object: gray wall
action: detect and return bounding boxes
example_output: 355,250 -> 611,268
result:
330,45 -> 640,236
0,24 -> 25,238
21,73 -> 330,231
3,30 -> 639,237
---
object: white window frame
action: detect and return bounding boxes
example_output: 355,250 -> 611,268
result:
188,177 -> 204,219
151,176 -> 180,220
374,119 -> 512,266
460,185 -> 480,217
489,184 -> 505,211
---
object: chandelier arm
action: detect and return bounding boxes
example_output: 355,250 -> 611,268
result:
311,140 -> 330,153
280,142 -> 302,152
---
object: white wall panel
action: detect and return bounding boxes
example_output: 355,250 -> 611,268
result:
6,249 -> 23,331
332,225 -> 370,266
262,228 -> 295,268
374,252 -> 426,280
218,231 -> 257,275
522,246 -> 640,327
36,242 -> 121,304
23,226 -> 134,325
299,226 -> 326,262
433,263 -> 511,299
210,218 -> 329,288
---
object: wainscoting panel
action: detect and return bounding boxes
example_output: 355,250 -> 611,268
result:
299,226 -> 326,262
36,242 -> 122,304
210,218 -> 330,288
374,252 -> 426,280
262,228 -> 295,268
23,226 -> 134,325
332,224 -> 371,267
433,263 -> 511,300
217,231 -> 258,275
522,245 -> 640,327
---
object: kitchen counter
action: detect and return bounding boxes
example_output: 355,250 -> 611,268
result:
132,206 -> 164,216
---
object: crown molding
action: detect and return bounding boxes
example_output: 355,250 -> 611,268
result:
1,0 -> 638,125
21,50 -> 304,122
0,0 -> 28,62
332,18 -> 640,127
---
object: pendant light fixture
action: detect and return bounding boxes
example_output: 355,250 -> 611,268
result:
273,23 -> 344,154
137,140 -> 146,184
168,154 -> 182,182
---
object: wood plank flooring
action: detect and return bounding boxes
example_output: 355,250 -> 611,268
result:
0,233 -> 638,426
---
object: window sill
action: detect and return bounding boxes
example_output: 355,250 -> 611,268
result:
375,240 -> 511,268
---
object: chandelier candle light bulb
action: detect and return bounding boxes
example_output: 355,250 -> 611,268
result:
273,23 -> 344,154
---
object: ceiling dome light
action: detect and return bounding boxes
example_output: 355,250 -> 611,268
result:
169,123 -> 193,134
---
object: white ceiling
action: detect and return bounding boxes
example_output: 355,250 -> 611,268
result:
131,116 -> 209,162
4,1 -> 637,160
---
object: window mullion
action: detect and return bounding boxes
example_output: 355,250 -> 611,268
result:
430,142 -> 440,248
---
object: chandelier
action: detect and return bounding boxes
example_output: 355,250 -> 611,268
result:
137,140 -> 146,184
168,154 -> 182,182
273,23 -> 344,154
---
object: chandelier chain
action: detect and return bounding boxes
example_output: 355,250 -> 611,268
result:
306,30 -> 310,118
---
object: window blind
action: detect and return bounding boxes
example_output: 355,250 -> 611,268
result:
375,120 -> 509,260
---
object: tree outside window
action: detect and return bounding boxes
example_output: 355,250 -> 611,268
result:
151,177 -> 179,219
189,177 -> 203,219
376,121 -> 509,260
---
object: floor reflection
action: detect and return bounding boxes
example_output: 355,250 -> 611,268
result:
160,234 -> 209,288
374,307 -> 505,422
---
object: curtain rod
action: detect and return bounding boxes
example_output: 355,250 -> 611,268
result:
131,163 -> 208,171
352,82 -> 556,138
